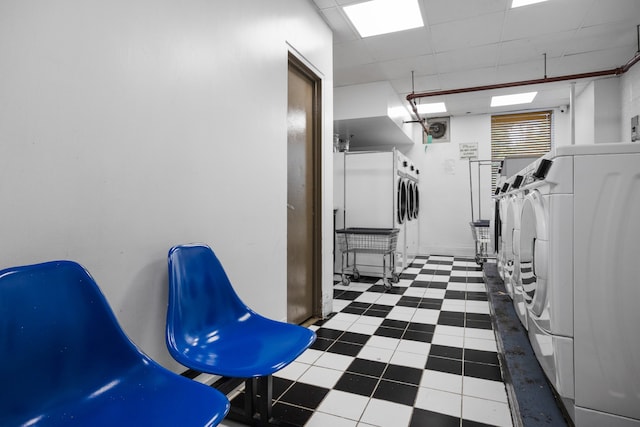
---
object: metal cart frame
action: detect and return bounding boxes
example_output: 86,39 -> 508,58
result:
336,227 -> 400,289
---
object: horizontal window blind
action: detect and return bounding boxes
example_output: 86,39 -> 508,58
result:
491,111 -> 552,189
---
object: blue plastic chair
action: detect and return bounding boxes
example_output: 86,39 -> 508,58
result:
166,244 -> 316,425
0,260 -> 230,427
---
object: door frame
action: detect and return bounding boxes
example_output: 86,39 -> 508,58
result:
287,52 -> 323,320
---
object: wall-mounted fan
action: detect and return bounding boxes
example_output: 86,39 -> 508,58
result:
426,117 -> 450,142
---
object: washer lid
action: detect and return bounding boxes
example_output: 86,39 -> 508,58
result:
520,190 -> 549,318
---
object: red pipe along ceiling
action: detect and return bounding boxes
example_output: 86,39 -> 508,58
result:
407,49 -> 640,136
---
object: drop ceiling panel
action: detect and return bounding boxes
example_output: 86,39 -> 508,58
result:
501,0 -> 587,41
378,54 -> 438,82
430,12 -> 505,52
362,27 -> 433,61
435,44 -> 499,74
420,0 -> 508,26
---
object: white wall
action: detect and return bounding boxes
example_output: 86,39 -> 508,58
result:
0,0 -> 333,372
575,77 -> 623,144
621,61 -> 640,142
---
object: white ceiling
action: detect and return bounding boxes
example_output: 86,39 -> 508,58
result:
312,0 -> 640,117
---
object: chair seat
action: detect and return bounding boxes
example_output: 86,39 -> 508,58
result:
22,364 -> 230,427
170,310 -> 315,378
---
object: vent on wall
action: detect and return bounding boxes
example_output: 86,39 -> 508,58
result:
426,117 -> 450,142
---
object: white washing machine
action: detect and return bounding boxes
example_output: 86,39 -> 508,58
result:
405,161 -> 420,265
340,149 -> 410,277
503,174 -> 528,329
518,142 -> 640,426
494,179 -> 509,283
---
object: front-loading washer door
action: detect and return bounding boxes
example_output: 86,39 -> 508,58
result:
520,190 -> 549,318
397,178 -> 407,224
407,181 -> 415,220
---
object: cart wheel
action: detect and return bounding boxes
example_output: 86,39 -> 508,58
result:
341,275 -> 351,286
383,279 -> 392,290
475,255 -> 484,266
352,270 -> 360,281
391,274 -> 400,283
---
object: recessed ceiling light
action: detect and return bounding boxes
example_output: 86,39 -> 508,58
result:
491,92 -> 537,107
417,102 -> 447,114
511,0 -> 548,8
343,0 -> 424,38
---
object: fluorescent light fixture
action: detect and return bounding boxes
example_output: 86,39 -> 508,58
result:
491,92 -> 537,107
511,0 -> 548,8
343,0 -> 424,38
417,102 -> 447,114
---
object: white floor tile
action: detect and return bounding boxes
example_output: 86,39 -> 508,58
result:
466,283 -> 487,292
274,361 -> 309,381
465,300 -> 491,314
446,282 -> 468,290
411,308 -> 440,324
360,398 -> 413,427
435,325 -> 465,337
423,288 -> 446,299
431,333 -> 464,348
298,365 -> 344,389
365,335 -> 400,351
306,412 -> 358,427
463,376 -> 509,403
402,287 -> 426,298
347,322 -> 379,335
464,336 -> 498,352
314,352 -> 354,371
420,370 -> 463,394
389,349 -> 429,369
354,315 -> 385,327
354,292 -> 381,304
386,306 -> 417,322
465,327 -> 496,340
462,395 -> 513,426
357,345 -> 394,364
375,293 -> 402,306
395,340 -> 430,357
414,273 -> 434,281
316,390 -> 370,421
296,348 -> 324,365
414,387 -> 462,418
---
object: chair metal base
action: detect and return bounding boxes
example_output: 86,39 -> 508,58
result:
218,376 -> 297,427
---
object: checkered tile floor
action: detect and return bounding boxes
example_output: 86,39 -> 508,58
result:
221,255 -> 513,427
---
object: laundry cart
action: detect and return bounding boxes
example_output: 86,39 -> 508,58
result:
468,159 -> 498,265
469,220 -> 491,265
336,227 -> 399,289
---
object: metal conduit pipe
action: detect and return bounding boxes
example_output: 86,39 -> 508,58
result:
407,39 -> 640,133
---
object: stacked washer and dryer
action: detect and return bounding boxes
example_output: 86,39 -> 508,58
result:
496,142 -> 640,426
333,149 -> 420,279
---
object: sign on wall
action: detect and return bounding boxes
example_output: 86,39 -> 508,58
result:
459,142 -> 478,159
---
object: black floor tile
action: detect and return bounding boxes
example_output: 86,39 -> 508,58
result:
383,364 -> 423,385
429,345 -> 464,360
334,372 -> 379,397
327,340 -> 362,357
346,358 -> 387,378
407,322 -> 436,333
373,379 -> 418,406
334,290 -> 361,300
375,326 -> 405,339
402,329 -> 433,343
278,382 -> 328,410
466,319 -> 493,330
410,408 -> 461,427
426,355 -> 463,375
315,328 -> 343,340
464,349 -> 500,366
338,331 -> 370,345
463,361 -> 503,382
271,402 -> 314,426
429,282 -> 448,289
411,280 -> 430,288
309,338 -> 333,351
382,319 -> 409,330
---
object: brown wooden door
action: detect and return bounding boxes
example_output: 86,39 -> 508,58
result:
287,56 -> 320,324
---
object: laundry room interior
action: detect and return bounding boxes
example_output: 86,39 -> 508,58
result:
1,1 -> 639,427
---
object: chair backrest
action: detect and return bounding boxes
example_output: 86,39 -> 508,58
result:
0,261 -> 143,424
166,244 -> 251,358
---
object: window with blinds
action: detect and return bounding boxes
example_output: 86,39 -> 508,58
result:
491,111 -> 552,189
